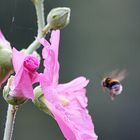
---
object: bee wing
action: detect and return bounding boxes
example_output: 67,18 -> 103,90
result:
106,69 -> 127,81
108,69 -> 119,79
103,69 -> 119,79
116,69 -> 127,81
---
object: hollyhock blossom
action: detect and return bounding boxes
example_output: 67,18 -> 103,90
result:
10,48 -> 40,100
39,30 -> 98,140
0,31 -> 13,87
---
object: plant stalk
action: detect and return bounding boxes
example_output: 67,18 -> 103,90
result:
26,0 -> 50,54
3,1 -> 47,140
3,105 -> 18,140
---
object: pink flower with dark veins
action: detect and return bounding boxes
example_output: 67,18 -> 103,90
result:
10,48 -> 40,100
39,30 -> 98,140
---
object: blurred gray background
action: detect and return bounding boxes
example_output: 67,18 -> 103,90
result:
0,0 -> 140,139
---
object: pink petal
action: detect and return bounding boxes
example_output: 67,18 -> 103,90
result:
57,77 -> 89,93
12,48 -> 26,72
11,49 -> 39,100
41,77 -> 97,140
50,30 -> 60,85
23,55 -> 40,72
51,107 -> 77,140
39,30 -> 60,86
43,48 -> 55,85
50,30 -> 60,64
38,30 -> 98,139
10,68 -> 35,99
53,107 -> 98,140
39,38 -> 50,48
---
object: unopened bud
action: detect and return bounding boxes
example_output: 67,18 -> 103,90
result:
47,7 -> 71,30
3,76 -> 27,105
0,31 -> 13,87
0,48 -> 13,87
33,86 -> 53,117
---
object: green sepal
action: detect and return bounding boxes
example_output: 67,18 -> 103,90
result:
3,76 -> 27,105
33,86 -> 53,117
0,48 -> 13,87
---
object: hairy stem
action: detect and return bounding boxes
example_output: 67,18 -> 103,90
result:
3,1 -> 48,140
3,105 -> 18,140
26,0 -> 46,54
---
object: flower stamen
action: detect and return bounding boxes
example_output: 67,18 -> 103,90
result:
59,95 -> 70,106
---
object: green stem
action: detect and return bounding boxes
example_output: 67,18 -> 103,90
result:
3,1 -> 50,140
35,0 -> 45,36
26,0 -> 47,54
3,105 -> 18,140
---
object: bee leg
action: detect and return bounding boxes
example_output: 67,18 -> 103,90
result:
110,92 -> 116,100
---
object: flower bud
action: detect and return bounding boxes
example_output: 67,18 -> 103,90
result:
3,76 -> 27,105
0,48 -> 13,87
0,31 -> 13,87
47,7 -> 71,30
33,86 -> 53,116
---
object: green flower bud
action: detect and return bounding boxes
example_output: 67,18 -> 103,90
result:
0,48 -> 13,87
33,86 -> 53,117
3,76 -> 27,105
47,7 -> 71,30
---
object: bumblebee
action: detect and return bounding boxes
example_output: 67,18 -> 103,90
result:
101,70 -> 127,100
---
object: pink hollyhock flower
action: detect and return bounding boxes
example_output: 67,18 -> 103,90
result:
0,31 -> 13,87
39,30 -> 98,140
10,48 -> 40,100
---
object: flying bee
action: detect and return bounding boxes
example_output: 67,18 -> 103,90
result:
101,70 -> 127,100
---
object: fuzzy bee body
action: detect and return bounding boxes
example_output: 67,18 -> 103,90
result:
101,70 -> 127,100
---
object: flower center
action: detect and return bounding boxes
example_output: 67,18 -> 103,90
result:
59,96 -> 70,106
23,56 -> 39,72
